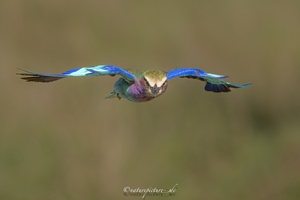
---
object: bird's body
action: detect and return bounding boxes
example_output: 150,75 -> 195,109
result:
17,65 -> 251,102
107,70 -> 168,102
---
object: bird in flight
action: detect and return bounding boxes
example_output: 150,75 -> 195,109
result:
17,65 -> 251,102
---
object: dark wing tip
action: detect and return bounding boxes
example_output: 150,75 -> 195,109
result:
205,82 -> 231,93
17,72 -> 64,83
204,82 -> 252,93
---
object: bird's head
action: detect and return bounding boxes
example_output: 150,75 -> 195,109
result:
142,70 -> 168,97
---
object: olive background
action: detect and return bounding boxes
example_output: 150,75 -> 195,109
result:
0,1 -> 299,200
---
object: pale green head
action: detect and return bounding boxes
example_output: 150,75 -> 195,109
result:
144,70 -> 167,87
143,70 -> 168,97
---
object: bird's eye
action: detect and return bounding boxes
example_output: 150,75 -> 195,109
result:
144,78 -> 150,86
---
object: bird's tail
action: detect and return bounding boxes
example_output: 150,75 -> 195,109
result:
105,90 -> 121,100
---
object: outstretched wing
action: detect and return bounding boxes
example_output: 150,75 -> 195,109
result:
17,65 -> 135,83
167,68 -> 251,92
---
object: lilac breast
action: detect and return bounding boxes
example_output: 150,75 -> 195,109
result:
128,81 -> 154,102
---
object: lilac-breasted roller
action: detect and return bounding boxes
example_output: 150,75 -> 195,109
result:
17,65 -> 251,102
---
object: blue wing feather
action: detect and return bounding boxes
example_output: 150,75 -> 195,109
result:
168,68 -> 207,79
17,65 -> 135,83
167,68 -> 251,93
167,68 -> 228,80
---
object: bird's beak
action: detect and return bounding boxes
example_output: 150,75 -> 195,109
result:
151,84 -> 159,96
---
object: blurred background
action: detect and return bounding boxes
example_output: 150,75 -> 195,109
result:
1,0 -> 300,199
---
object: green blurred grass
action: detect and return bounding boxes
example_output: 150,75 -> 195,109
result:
0,0 -> 300,199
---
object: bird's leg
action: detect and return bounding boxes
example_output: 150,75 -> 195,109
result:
117,94 -> 121,100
